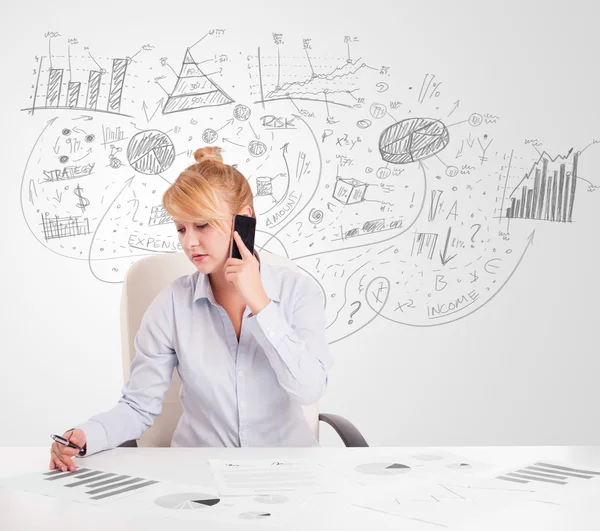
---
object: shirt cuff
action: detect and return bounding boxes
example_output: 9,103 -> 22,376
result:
73,419 -> 108,457
245,299 -> 289,348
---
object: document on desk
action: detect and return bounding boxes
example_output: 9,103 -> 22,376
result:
209,459 -> 341,496
350,475 -> 544,528
0,467 -> 306,527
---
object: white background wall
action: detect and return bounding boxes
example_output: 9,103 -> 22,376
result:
1,0 -> 598,448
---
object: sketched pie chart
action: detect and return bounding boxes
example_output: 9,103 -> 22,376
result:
154,492 -> 220,510
379,117 -> 449,164
127,130 -> 176,175
355,462 -> 411,475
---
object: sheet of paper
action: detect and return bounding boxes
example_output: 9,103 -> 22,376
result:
208,459 -> 342,496
0,466 -> 306,527
0,465 -> 164,505
350,475 -> 545,528
479,458 -> 600,505
323,448 -> 493,492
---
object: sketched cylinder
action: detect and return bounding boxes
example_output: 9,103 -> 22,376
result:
379,117 -> 449,164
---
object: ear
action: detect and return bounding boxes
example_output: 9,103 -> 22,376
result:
239,205 -> 253,217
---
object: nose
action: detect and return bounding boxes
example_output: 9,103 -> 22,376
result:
181,230 -> 201,251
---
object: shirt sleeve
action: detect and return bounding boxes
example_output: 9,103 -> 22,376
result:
74,284 -> 177,456
244,275 -> 334,405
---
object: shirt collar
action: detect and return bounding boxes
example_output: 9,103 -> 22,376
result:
193,249 -> 281,304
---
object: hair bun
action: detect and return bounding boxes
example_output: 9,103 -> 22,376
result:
194,146 -> 224,164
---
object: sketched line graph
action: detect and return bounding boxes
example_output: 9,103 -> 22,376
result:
162,49 -> 233,114
248,47 -> 372,108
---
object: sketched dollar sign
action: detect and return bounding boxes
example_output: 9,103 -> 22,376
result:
73,184 -> 90,213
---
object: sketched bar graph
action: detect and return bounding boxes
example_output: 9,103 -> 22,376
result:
26,54 -> 132,116
41,213 -> 90,241
506,152 -> 579,222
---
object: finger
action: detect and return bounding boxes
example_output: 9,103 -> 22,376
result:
49,457 -> 55,470
65,430 -> 85,447
51,447 -> 75,472
53,441 -> 79,461
224,271 -> 238,283
224,264 -> 243,274
233,232 -> 252,259
225,257 -> 243,267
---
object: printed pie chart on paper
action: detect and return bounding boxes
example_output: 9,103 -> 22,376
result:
154,492 -> 221,510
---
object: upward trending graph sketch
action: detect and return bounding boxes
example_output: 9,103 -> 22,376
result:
248,45 -> 372,109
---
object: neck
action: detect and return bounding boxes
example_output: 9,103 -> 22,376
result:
208,266 -> 238,301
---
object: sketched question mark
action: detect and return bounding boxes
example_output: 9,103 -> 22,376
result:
127,199 -> 140,223
470,223 -> 481,245
348,301 -> 361,324
295,221 -> 302,233
237,126 -> 243,136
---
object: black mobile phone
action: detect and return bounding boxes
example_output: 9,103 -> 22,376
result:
230,214 -> 256,259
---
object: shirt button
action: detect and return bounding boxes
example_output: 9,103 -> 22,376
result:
238,370 -> 244,377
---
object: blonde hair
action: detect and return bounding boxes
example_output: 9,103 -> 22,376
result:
163,146 -> 255,236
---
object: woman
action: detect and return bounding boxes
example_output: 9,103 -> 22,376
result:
49,146 -> 333,472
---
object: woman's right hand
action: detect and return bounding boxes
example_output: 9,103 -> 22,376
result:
49,429 -> 87,472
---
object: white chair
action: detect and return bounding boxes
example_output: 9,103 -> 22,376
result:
119,250 -> 368,448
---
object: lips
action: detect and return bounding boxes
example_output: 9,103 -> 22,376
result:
192,254 -> 206,258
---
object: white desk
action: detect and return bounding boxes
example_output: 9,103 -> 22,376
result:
1,446 -> 600,530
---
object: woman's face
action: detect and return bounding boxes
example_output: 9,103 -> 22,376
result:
174,203 -> 252,274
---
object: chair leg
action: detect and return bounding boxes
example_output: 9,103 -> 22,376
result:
319,413 -> 369,447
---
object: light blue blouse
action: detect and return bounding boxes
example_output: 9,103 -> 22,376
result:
75,252 -> 334,455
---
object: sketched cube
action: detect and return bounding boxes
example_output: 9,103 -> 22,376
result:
333,177 -> 367,205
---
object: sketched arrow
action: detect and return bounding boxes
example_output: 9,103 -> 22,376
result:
281,143 -> 291,183
439,226 -> 457,266
447,99 -> 460,118
222,137 -> 244,148
142,101 -> 149,122
150,98 -> 164,121
217,118 -> 234,131
248,121 -> 260,139
53,189 -> 62,202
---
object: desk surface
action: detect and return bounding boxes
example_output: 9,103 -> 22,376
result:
2,446 -> 600,531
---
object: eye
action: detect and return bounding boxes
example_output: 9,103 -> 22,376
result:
196,223 -> 208,229
176,227 -> 185,233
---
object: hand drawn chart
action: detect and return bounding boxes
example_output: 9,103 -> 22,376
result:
19,31 -> 600,344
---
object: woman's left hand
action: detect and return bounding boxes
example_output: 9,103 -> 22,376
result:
224,232 -> 271,314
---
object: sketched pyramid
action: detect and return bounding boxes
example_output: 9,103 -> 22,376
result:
163,49 -> 233,114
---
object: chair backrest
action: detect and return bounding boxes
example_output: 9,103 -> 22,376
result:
120,250 -> 320,447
